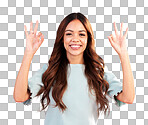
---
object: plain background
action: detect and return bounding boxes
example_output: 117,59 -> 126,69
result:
0,0 -> 148,125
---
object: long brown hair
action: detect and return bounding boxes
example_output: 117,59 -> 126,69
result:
35,12 -> 110,117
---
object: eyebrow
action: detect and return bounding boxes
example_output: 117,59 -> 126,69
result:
65,30 -> 86,33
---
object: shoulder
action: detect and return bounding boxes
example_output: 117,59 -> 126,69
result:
42,63 -> 48,70
104,65 -> 109,72
103,65 -> 120,84
28,63 -> 48,80
37,63 -> 48,73
103,65 -> 113,79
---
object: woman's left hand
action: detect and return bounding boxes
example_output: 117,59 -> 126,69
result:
108,22 -> 135,104
107,22 -> 128,57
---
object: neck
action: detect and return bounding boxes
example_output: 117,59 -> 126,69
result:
67,53 -> 84,64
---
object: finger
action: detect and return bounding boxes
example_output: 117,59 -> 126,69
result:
39,35 -> 44,45
30,21 -> 33,33
24,25 -> 28,37
114,22 -> 119,36
36,32 -> 43,42
107,36 -> 115,47
110,34 -> 116,42
34,20 -> 39,36
120,22 -> 123,36
124,27 -> 128,38
37,32 -> 42,39
37,32 -> 42,36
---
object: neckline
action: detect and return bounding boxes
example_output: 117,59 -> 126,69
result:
69,63 -> 84,65
69,64 -> 84,65
68,64 -> 85,67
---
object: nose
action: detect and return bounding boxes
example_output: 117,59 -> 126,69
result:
72,38 -> 79,42
71,34 -> 80,42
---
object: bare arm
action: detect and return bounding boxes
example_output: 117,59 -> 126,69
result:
13,51 -> 33,102
13,20 -> 44,102
116,51 -> 135,103
108,22 -> 135,104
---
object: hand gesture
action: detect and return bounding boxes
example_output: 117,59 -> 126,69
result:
24,20 -> 44,55
107,22 -> 128,56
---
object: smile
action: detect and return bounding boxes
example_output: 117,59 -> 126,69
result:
69,45 -> 82,50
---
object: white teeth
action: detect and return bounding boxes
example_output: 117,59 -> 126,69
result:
70,45 -> 80,47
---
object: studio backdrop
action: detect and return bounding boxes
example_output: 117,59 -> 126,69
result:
0,0 -> 148,125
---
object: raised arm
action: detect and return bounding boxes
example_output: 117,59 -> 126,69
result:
107,22 -> 135,104
13,21 -> 44,102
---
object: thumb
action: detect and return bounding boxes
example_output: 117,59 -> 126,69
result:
108,36 -> 115,47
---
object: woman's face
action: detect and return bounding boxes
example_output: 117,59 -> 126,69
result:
63,19 -> 88,57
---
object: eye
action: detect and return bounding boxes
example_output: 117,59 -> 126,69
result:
80,34 -> 85,36
66,33 -> 72,36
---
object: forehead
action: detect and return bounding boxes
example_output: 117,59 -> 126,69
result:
65,19 -> 86,30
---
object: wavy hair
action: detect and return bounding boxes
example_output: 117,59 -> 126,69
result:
34,12 -> 110,117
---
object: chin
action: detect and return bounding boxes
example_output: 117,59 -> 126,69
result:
68,51 -> 83,56
70,52 -> 82,56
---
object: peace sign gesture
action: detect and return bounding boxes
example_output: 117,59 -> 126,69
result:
24,20 -> 44,56
107,22 -> 128,57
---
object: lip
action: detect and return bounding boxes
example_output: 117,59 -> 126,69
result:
70,45 -> 81,50
69,44 -> 82,46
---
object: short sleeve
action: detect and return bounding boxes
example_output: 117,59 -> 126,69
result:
104,66 -> 126,107
22,64 -> 48,105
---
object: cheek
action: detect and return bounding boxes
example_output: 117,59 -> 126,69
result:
83,39 -> 88,50
83,39 -> 87,46
85,39 -> 87,44
64,37 -> 70,49
64,36 -> 70,43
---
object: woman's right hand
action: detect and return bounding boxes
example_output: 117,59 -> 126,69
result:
24,20 -> 44,56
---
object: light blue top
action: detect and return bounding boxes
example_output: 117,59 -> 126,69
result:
22,64 -> 126,125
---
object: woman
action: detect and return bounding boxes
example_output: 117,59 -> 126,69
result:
13,12 -> 135,125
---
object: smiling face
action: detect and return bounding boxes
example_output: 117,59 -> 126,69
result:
63,19 -> 88,62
